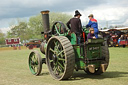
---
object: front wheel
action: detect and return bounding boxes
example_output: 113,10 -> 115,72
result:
28,50 -> 42,76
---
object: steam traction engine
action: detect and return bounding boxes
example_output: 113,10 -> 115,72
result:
28,10 -> 109,80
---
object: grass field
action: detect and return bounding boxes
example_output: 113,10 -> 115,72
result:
0,47 -> 128,85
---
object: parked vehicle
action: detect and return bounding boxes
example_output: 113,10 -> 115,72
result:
26,39 -> 42,49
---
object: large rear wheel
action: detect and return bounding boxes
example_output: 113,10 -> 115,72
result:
46,36 -> 75,80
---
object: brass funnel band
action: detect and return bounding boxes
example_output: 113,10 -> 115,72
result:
41,11 -> 49,14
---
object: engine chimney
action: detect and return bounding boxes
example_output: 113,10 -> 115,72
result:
41,10 -> 50,33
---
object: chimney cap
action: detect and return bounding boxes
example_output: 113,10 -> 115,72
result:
41,10 -> 50,14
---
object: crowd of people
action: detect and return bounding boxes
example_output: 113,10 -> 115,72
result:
118,34 -> 128,43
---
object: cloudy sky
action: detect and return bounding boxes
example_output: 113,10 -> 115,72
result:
0,0 -> 128,33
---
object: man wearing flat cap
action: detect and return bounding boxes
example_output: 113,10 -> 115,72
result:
67,10 -> 82,34
86,14 -> 99,38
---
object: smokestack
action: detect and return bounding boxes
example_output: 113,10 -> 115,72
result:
40,10 -> 50,33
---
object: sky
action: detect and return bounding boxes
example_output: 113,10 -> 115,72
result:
0,0 -> 128,33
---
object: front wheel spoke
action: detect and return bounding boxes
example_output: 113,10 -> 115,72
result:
30,61 -> 34,66
34,64 -> 38,67
31,65 -> 34,69
36,61 -> 38,65
35,57 -> 38,62
34,66 -> 38,72
33,66 -> 35,72
30,58 -> 32,61
33,54 -> 36,60
33,55 -> 37,62
32,56 -> 34,61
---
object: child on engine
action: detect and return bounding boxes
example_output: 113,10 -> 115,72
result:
87,28 -> 96,41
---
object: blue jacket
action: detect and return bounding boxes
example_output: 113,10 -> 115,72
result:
86,18 -> 98,32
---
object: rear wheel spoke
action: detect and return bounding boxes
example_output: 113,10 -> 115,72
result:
50,60 -> 53,63
57,50 -> 64,56
53,65 -> 59,74
58,62 -> 64,70
50,48 -> 55,53
54,41 -> 58,46
58,58 -> 65,61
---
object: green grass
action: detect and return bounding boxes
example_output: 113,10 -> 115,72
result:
0,47 -> 128,85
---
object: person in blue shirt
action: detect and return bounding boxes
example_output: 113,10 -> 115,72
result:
86,14 -> 99,38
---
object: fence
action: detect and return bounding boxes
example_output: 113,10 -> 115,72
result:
0,46 -> 27,51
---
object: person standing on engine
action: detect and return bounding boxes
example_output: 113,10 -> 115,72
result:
67,10 -> 82,34
86,14 -> 99,38
67,10 -> 82,44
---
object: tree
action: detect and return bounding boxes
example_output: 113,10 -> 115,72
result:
103,27 -> 108,30
49,12 -> 72,28
7,21 -> 29,42
28,12 -> 72,39
28,14 -> 43,39
7,12 -> 72,42
0,30 -> 5,45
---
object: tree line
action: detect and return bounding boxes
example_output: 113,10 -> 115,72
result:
0,12 -> 72,45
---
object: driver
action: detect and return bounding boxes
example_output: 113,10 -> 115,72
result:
67,10 -> 82,35
67,10 -> 82,44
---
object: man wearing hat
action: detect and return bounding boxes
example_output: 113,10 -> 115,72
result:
67,10 -> 82,34
67,10 -> 82,44
86,14 -> 99,38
